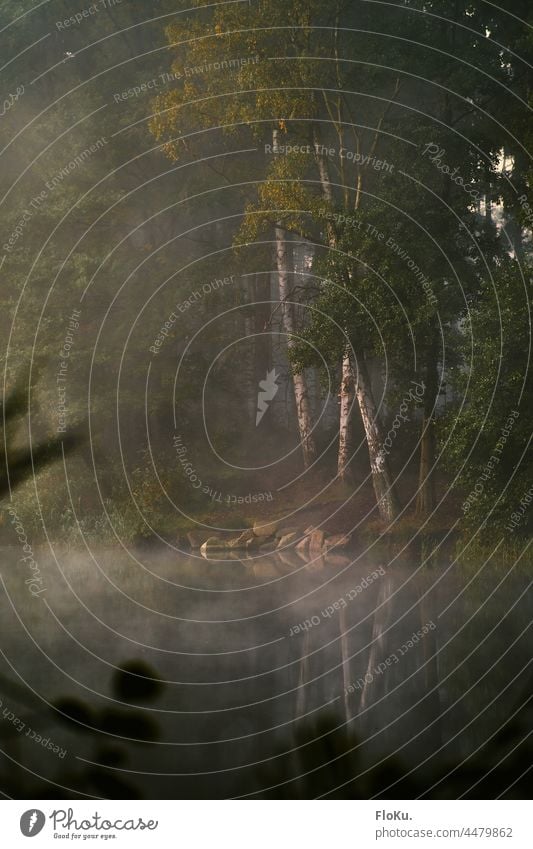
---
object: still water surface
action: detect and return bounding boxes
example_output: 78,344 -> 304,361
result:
0,543 -> 530,798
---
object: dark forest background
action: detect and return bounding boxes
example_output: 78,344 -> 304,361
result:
0,0 -> 532,551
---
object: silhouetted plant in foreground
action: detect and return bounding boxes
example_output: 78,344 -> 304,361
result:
0,660 -> 163,799
49,661 -> 163,799
0,376 -> 80,500
0,649 -> 530,799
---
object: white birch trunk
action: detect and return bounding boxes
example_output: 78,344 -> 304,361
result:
243,312 -> 256,427
313,133 -> 357,484
313,125 -> 400,521
273,128 -> 316,468
353,357 -> 400,523
338,347 -> 355,483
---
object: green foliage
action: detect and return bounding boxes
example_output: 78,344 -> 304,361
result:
442,261 -> 533,537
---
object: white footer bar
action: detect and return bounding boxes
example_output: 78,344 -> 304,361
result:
1,800 -> 529,847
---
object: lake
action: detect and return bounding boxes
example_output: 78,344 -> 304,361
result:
0,542 -> 530,798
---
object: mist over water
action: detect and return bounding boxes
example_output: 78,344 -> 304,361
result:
1,544 -> 530,798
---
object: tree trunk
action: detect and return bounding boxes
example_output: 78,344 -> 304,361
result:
353,355 -> 400,523
272,129 -> 316,467
243,311 -> 256,428
240,279 -> 257,428
416,338 -> 438,516
312,125 -> 398,516
254,272 -> 272,384
313,128 -> 334,205
338,347 -> 355,484
416,414 -> 437,516
312,130 -> 357,482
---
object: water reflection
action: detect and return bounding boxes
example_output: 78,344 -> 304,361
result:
0,542 -> 531,798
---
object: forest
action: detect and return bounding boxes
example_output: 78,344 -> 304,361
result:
1,0 -> 531,553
